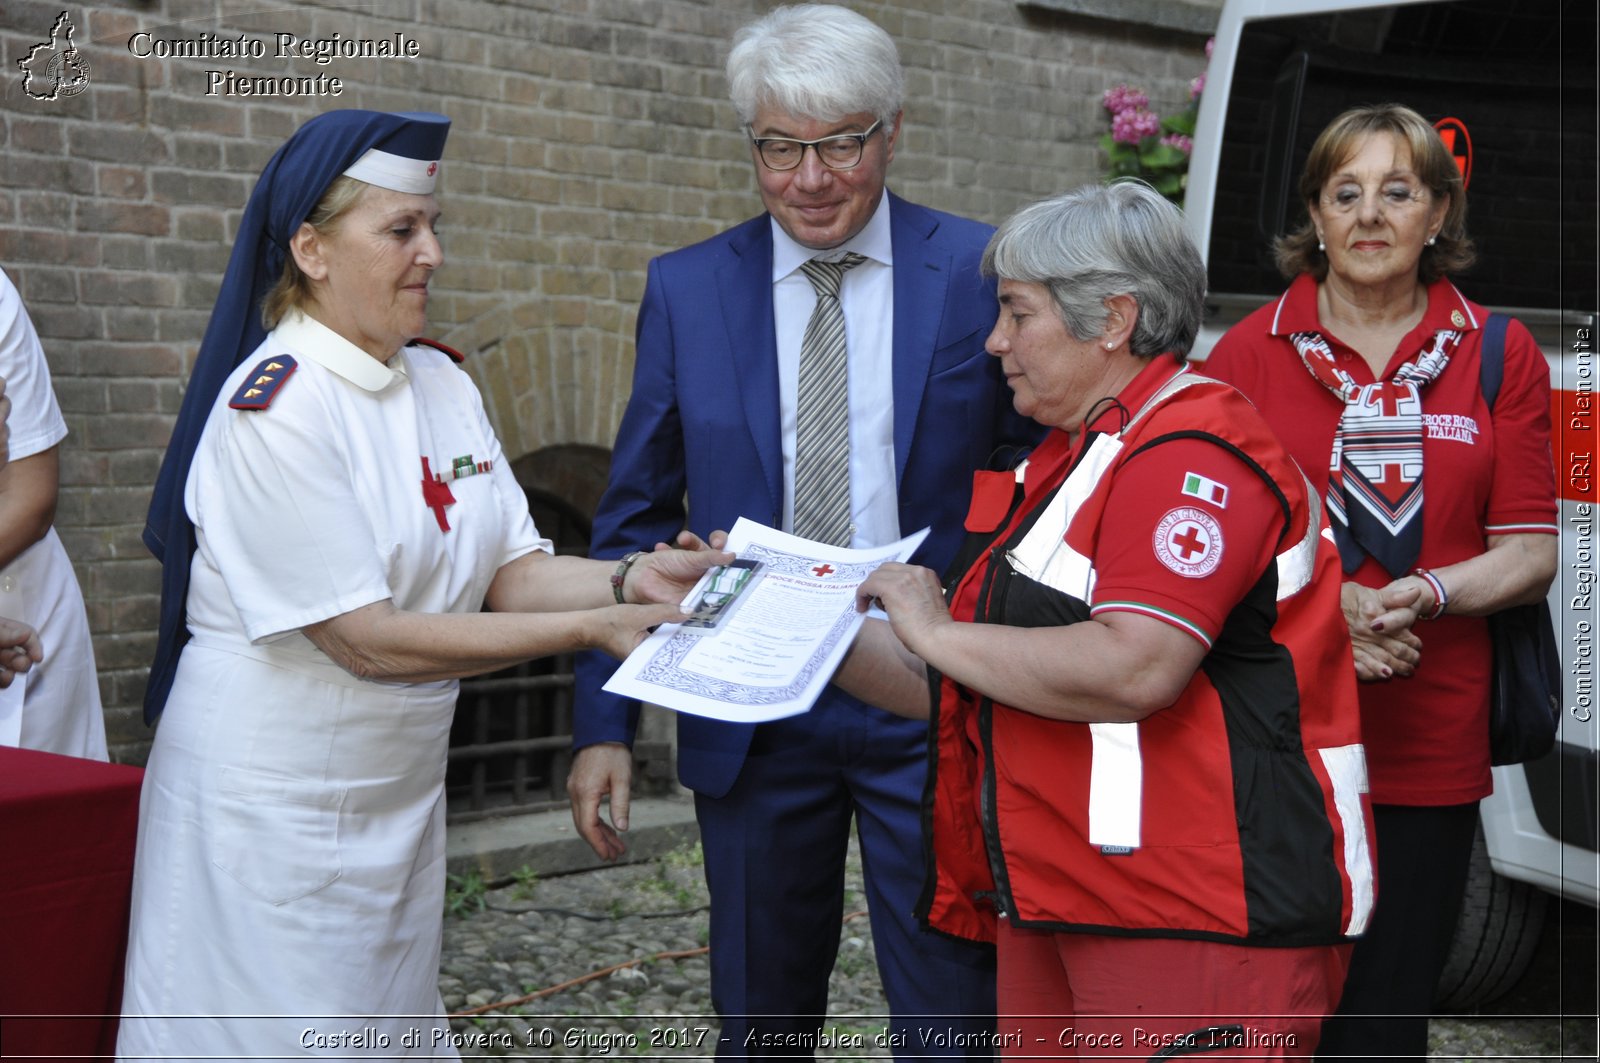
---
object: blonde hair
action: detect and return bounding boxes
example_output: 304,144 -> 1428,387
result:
260,176 -> 368,329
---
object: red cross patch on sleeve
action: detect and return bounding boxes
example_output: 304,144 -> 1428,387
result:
228,355 -> 298,410
1154,506 -> 1225,577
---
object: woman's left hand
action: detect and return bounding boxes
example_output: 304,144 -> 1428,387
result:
857,562 -> 951,655
1341,581 -> 1423,681
628,534 -> 734,604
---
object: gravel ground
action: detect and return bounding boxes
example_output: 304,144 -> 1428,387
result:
438,840 -> 1596,1060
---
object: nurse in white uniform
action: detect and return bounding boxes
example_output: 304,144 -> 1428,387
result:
119,110 -> 726,1059
0,266 -> 107,759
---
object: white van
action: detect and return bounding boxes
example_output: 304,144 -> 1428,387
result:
1183,0 -> 1598,1007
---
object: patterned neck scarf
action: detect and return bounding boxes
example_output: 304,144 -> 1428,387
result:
1291,328 -> 1460,577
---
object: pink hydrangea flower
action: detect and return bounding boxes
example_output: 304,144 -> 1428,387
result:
1161,133 -> 1194,154
1189,72 -> 1207,100
1206,36 -> 1215,59
1102,84 -> 1150,115
1111,108 -> 1161,145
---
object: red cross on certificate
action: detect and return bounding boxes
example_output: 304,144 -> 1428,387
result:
812,563 -> 835,577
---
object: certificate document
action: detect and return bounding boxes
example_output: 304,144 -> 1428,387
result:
603,518 -> 930,722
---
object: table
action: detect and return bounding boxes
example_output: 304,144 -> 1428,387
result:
0,746 -> 143,1061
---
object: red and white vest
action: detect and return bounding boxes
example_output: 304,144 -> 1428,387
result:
921,371 -> 1376,947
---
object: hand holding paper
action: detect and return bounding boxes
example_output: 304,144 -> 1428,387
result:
603,518 -> 930,722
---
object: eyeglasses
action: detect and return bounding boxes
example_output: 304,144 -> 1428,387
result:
749,119 -> 884,172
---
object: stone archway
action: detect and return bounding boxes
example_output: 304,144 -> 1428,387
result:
433,300 -> 636,465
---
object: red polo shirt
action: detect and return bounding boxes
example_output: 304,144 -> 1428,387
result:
1205,274 -> 1557,804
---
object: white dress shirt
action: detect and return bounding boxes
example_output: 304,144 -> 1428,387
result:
770,189 -> 900,548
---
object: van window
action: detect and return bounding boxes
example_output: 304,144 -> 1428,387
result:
1207,0 -> 1595,319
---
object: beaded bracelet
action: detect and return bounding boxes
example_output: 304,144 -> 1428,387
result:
610,550 -> 645,604
1413,567 -> 1448,620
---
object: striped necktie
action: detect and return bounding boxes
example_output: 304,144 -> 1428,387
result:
793,252 -> 866,546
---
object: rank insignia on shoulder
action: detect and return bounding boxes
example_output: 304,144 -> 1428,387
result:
411,337 -> 465,363
228,355 -> 298,410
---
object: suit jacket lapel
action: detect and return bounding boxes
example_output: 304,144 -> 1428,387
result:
888,192 -> 950,487
717,220 -> 784,516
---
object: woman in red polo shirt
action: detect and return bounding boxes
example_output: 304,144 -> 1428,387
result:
1203,103 -> 1558,1061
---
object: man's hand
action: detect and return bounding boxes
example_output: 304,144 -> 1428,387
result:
566,742 -> 635,861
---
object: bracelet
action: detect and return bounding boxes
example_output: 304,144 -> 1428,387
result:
610,550 -> 645,604
1413,567 -> 1448,620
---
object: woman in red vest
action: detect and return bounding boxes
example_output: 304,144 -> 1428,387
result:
839,181 -> 1374,1057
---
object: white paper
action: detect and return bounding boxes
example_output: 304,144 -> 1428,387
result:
604,518 -> 930,722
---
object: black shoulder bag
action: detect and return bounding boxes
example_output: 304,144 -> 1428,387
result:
1479,312 -> 1562,766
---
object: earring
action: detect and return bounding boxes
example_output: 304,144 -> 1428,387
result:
1426,236 -> 1437,246
1105,342 -> 1115,350
1317,237 -> 1325,251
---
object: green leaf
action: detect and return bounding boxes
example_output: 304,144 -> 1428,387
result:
1163,110 -> 1197,136
1138,144 -> 1188,169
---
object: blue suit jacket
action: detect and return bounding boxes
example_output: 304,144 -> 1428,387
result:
573,192 -> 1038,798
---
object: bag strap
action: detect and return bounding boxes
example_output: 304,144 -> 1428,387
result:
1479,311 -> 1509,411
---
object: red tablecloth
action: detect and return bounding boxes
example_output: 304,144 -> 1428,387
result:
0,746 -> 143,1061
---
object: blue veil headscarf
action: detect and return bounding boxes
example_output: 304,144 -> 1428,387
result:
142,110 -> 450,724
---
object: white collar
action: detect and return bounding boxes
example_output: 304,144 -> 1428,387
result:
770,187 -> 894,283
274,311 -> 407,393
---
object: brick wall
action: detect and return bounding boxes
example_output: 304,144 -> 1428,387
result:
1,0 -> 1213,760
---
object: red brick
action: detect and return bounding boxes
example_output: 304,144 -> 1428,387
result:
97,165 -> 149,199
75,201 -> 172,237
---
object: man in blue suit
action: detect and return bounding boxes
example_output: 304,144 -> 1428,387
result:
570,5 -> 1037,1055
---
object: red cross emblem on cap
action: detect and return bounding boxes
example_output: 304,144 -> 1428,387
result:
427,162 -> 438,176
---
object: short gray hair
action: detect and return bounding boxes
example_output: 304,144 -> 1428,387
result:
983,182 -> 1207,360
726,4 -> 903,130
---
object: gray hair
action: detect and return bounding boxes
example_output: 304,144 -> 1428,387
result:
726,4 -> 903,130
982,182 -> 1207,360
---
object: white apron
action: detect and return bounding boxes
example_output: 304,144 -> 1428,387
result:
0,529 -> 107,757
0,268 -> 106,758
119,315 -> 544,1059
116,644 -> 459,1057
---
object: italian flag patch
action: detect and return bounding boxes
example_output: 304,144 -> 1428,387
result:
1181,471 -> 1228,508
